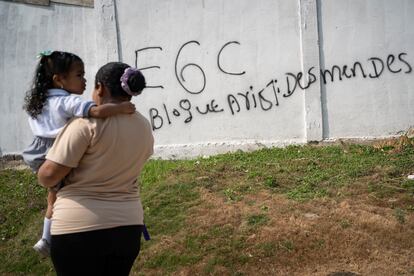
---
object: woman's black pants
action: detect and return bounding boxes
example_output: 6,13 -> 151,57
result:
51,225 -> 143,276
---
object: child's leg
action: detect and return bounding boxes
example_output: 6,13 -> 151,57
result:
34,189 -> 57,256
43,190 -> 57,241
26,137 -> 57,256
45,189 -> 57,219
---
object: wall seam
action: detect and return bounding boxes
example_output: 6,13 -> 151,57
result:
299,0 -> 323,142
95,0 -> 119,62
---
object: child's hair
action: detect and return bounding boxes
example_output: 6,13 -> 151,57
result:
95,62 -> 146,99
24,51 -> 83,118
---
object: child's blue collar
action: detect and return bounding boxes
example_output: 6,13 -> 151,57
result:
47,88 -> 70,97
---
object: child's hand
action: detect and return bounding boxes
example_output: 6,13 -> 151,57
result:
120,102 -> 136,114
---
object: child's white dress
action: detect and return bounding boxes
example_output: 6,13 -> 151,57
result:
22,88 -> 96,172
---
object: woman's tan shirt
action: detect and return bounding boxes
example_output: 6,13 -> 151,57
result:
46,112 -> 154,235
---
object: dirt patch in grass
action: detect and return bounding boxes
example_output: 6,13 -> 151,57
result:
171,187 -> 414,276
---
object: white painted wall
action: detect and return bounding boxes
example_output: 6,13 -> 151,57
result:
0,0 -> 413,159
117,0 -> 306,157
319,0 -> 414,138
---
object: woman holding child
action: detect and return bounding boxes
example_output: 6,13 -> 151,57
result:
37,61 -> 154,275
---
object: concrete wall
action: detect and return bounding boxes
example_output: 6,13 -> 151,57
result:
319,0 -> 414,139
116,0 -> 309,158
0,0 -> 413,159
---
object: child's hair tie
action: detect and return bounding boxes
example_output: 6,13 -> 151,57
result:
36,50 -> 52,59
120,67 -> 142,96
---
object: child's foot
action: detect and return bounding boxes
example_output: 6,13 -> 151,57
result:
33,238 -> 50,257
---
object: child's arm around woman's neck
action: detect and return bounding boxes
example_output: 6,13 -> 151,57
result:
88,102 -> 136,118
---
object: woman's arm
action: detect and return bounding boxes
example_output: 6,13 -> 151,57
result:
88,102 -> 136,118
39,117 -> 92,188
38,160 -> 72,188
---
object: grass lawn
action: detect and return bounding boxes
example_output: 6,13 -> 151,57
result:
1,137 -> 414,275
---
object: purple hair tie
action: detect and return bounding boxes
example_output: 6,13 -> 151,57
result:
120,67 -> 141,96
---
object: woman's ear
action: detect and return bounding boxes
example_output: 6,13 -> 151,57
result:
95,82 -> 104,97
92,82 -> 107,105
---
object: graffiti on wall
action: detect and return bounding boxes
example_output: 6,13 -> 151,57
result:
135,40 -> 412,131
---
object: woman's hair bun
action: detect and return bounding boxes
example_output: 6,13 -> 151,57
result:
128,70 -> 146,96
95,62 -> 146,98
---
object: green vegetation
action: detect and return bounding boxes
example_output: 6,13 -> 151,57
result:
1,137 -> 414,275
0,169 -> 53,274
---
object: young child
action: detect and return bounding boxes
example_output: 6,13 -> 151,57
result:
22,50 -> 136,257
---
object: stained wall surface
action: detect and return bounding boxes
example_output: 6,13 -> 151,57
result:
0,1 -> 100,155
0,0 -> 413,158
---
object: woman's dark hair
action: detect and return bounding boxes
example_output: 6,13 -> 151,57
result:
23,51 -> 83,118
95,62 -> 146,99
